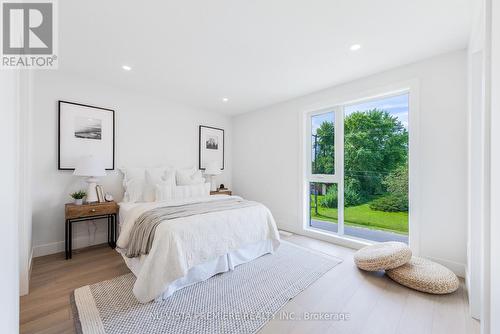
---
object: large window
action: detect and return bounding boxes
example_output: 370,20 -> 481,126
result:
307,93 -> 409,243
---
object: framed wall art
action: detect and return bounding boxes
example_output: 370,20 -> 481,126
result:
58,100 -> 115,170
199,125 -> 224,170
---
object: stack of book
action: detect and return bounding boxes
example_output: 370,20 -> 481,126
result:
96,185 -> 106,203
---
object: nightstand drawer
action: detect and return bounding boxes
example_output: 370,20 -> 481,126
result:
65,202 -> 118,220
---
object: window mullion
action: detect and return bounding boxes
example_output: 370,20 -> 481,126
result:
308,175 -> 339,183
336,107 -> 344,235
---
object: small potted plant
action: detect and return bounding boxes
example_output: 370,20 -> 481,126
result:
70,190 -> 86,205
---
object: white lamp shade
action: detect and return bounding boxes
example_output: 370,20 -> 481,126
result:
205,161 -> 221,175
73,155 -> 107,177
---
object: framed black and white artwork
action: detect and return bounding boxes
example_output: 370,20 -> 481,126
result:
58,100 -> 115,170
199,125 -> 224,170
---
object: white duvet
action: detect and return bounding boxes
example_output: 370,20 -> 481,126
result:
117,196 -> 281,303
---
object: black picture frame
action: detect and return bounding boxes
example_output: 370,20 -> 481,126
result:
199,125 -> 224,170
58,100 -> 115,170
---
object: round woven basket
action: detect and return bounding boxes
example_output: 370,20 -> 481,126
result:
354,242 -> 411,271
386,256 -> 459,294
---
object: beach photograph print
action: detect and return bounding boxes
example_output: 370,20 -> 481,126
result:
74,117 -> 102,140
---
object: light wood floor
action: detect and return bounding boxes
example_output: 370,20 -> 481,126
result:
20,235 -> 479,334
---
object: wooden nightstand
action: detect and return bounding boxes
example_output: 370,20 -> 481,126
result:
210,189 -> 232,196
64,201 -> 119,259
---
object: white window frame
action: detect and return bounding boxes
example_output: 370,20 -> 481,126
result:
305,106 -> 342,183
302,84 -> 419,254
305,107 -> 344,234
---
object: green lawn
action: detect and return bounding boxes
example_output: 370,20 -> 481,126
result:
310,195 -> 408,235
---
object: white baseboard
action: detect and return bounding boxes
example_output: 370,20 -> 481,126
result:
33,240 -> 65,257
278,230 -> 294,237
424,255 -> 466,278
29,248 -> 33,277
19,248 -> 33,296
465,267 -> 470,294
279,219 -> 466,278
33,231 -> 108,257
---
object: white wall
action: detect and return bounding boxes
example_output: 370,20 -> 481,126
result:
468,1 -> 500,332
487,0 -> 500,332
0,71 -> 20,333
232,50 -> 468,275
32,71 -> 232,257
18,71 -> 33,295
467,0 -> 488,320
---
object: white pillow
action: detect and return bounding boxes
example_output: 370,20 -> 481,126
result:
160,169 -> 176,185
143,167 -> 175,202
120,166 -> 174,202
174,183 -> 211,200
176,168 -> 204,185
156,182 -> 210,201
120,167 -> 146,185
178,166 -> 196,174
123,178 -> 145,202
155,181 -> 175,201
119,167 -> 146,202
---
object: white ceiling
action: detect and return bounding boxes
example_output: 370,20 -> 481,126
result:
59,0 -> 472,115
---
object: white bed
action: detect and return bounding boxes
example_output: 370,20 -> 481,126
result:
116,195 -> 280,303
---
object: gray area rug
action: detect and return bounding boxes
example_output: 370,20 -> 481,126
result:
72,241 -> 342,334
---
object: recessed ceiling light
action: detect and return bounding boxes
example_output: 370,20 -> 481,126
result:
222,97 -> 229,103
122,65 -> 132,71
350,44 -> 361,51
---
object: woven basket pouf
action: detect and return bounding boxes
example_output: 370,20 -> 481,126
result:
386,256 -> 459,294
354,242 -> 411,271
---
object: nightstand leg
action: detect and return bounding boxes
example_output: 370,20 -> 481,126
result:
112,214 -> 116,248
65,220 -> 68,260
107,215 -> 111,247
68,220 -> 72,259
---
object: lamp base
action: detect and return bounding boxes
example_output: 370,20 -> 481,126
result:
207,175 -> 217,192
85,176 -> 99,203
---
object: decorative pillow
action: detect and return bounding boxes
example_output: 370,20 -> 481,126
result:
119,167 -> 146,186
176,168 -> 204,186
120,166 -> 174,202
143,167 -> 175,202
160,169 -> 176,185
155,181 -> 175,201
119,167 -> 146,202
155,182 -> 210,201
123,178 -> 145,202
172,183 -> 211,200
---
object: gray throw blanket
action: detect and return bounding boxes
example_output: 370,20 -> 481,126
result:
125,198 -> 259,258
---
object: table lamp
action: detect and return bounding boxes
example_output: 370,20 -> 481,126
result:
73,155 -> 106,203
204,161 -> 221,191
